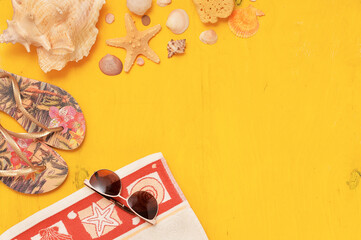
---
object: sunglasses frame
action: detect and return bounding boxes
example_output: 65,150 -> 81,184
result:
84,169 -> 158,225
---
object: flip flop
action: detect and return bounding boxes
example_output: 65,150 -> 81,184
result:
0,70 -> 86,150
0,123 -> 68,194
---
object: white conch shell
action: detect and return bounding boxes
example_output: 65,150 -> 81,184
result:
0,0 -> 105,73
127,0 -> 152,16
166,9 -> 189,35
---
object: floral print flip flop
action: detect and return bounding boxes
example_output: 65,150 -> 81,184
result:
0,70 -> 86,150
0,124 -> 68,194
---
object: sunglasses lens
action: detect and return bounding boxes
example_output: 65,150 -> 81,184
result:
128,191 -> 158,220
89,169 -> 121,196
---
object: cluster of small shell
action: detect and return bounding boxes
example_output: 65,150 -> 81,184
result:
165,9 -> 189,58
0,0 -> 265,75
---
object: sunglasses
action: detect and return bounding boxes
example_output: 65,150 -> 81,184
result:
84,169 -> 158,225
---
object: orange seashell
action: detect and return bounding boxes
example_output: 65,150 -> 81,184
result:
228,5 -> 265,38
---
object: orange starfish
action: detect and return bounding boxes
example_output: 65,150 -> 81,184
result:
106,13 -> 162,72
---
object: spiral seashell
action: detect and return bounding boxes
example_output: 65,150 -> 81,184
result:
39,227 -> 72,240
167,39 -> 186,58
166,9 -> 189,35
130,177 -> 166,204
0,0 -> 105,73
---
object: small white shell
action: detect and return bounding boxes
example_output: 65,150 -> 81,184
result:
157,0 -> 172,7
137,57 -> 145,66
127,0 -> 152,16
105,13 -> 115,24
166,9 -> 189,35
200,30 -> 218,45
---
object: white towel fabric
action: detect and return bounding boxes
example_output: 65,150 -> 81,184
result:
1,153 -> 208,240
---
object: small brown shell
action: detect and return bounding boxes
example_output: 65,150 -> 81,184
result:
99,54 -> 123,76
142,15 -> 151,26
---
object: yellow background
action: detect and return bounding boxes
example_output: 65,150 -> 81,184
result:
0,0 -> 361,239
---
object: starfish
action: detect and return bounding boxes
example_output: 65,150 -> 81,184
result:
81,202 -> 120,237
106,13 -> 162,73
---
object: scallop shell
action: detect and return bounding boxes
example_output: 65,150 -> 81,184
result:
99,54 -> 123,76
127,0 -> 152,16
106,13 -> 115,24
166,9 -> 189,35
137,57 -> 145,66
157,0 -> 172,7
200,30 -> 218,45
0,0 -> 105,73
228,5 -> 265,38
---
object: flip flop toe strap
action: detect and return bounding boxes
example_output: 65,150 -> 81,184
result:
0,124 -> 45,177
0,72 -> 63,134
6,130 -> 52,139
0,166 -> 45,177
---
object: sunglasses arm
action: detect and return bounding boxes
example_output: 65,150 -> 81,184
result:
104,196 -> 134,215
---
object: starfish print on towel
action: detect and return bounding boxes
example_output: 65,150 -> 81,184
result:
81,202 -> 120,237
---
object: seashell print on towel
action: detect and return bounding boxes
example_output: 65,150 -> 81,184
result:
0,0 -> 105,73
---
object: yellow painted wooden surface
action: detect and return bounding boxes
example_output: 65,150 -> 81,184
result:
0,0 -> 361,238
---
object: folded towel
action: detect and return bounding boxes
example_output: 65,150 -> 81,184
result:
1,153 -> 208,240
